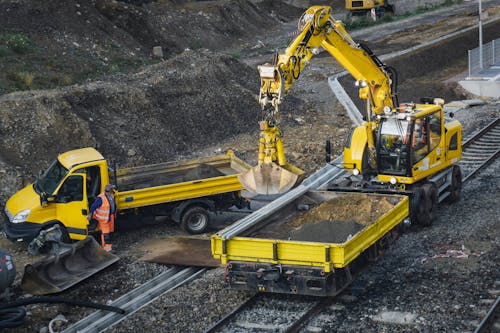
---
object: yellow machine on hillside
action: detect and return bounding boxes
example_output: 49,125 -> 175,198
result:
345,0 -> 395,17
240,5 -> 462,226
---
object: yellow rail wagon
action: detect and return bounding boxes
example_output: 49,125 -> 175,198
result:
212,190 -> 408,296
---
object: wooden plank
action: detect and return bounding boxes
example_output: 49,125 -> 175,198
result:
139,236 -> 221,267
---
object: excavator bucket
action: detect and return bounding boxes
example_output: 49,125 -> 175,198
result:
21,237 -> 119,295
238,162 -> 304,195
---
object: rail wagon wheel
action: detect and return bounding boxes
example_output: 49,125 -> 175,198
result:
447,165 -> 462,203
180,206 -> 210,234
418,183 -> 438,226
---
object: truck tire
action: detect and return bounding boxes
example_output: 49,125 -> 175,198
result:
418,183 -> 437,226
180,206 -> 210,234
447,165 -> 462,203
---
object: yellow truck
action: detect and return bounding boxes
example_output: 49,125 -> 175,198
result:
3,147 -> 251,242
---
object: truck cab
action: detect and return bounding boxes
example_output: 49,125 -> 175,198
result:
4,148 -> 109,242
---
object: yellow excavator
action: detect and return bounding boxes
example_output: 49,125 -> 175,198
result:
239,6 -> 462,226
345,0 -> 395,18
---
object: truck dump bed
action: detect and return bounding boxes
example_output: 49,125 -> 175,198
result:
114,151 -> 250,210
212,191 -> 408,273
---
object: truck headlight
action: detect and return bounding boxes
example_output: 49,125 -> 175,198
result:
12,209 -> 30,224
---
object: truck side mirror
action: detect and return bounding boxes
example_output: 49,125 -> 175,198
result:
40,192 -> 55,207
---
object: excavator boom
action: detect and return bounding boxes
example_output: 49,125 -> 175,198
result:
241,5 -> 397,194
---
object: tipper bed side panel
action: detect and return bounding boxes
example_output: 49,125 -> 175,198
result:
212,191 -> 409,270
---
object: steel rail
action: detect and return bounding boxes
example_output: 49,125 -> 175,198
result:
217,156 -> 345,239
474,296 -> 500,333
460,117 -> 500,182
204,293 -> 321,333
204,265 -> 357,333
62,267 -> 205,333
203,293 -> 261,333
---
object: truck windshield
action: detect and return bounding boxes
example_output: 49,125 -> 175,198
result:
34,160 -> 69,195
377,117 -> 411,176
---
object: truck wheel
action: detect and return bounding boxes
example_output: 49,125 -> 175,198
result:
418,183 -> 437,226
180,206 -> 210,234
447,166 -> 462,203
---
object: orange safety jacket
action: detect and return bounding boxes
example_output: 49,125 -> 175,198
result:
93,193 -> 111,223
92,193 -> 115,233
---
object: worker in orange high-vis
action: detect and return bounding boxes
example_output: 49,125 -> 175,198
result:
87,184 -> 116,252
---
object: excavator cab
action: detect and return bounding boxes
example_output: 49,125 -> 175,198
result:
376,115 -> 411,176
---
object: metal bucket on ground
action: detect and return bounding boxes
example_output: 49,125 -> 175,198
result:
21,237 -> 119,295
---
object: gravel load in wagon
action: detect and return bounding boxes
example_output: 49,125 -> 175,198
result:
249,192 -> 401,244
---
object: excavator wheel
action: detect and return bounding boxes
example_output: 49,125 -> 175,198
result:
409,187 -> 423,224
447,165 -> 462,203
418,183 -> 438,226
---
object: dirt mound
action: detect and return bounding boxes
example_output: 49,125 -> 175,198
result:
0,0 -> 304,94
290,193 -> 397,227
0,50 -> 260,185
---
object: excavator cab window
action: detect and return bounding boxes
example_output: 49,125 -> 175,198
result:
428,111 -> 442,151
377,117 -> 411,176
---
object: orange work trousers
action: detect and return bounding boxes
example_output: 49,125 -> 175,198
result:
98,215 -> 115,252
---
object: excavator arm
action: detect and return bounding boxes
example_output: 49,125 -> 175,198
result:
260,5 -> 397,120
240,6 -> 398,194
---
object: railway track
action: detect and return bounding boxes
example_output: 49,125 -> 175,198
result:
204,293 -> 334,333
202,118 -> 500,333
61,267 -> 204,333
459,117 -> 500,182
474,295 -> 500,333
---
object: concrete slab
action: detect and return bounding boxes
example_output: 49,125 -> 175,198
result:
459,80 -> 500,98
371,311 -> 418,325
460,61 -> 500,98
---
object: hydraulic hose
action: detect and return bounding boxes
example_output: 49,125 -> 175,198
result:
0,296 -> 125,329
386,65 -> 399,107
0,307 -> 26,328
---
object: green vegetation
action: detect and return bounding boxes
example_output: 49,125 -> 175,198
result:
0,31 -> 157,95
0,32 -> 34,54
226,50 -> 242,60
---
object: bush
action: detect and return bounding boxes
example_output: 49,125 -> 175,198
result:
1,33 -> 34,54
